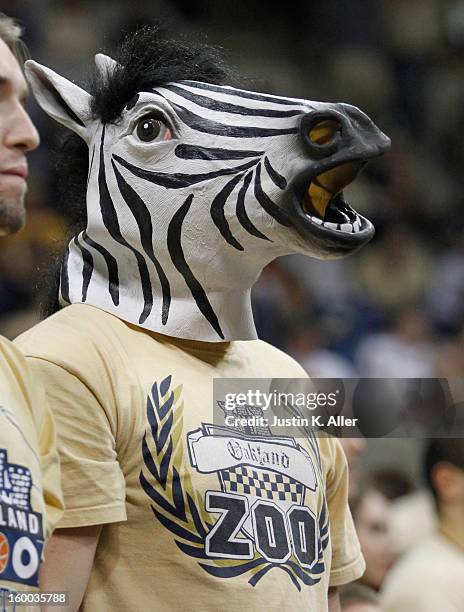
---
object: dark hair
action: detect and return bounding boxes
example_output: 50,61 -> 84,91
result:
424,438 -> 464,511
40,130 -> 91,317
43,25 -> 235,317
369,467 -> 415,501
89,24 -> 233,124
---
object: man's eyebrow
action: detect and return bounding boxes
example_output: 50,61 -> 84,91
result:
0,74 -> 29,101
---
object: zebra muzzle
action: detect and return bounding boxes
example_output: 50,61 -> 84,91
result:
281,106 -> 390,255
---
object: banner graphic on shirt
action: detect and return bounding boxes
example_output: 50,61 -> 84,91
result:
0,447 -> 44,588
139,376 -> 330,590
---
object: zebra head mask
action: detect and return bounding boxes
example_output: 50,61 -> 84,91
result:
25,54 -> 390,341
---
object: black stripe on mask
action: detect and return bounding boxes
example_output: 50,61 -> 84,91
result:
254,163 -> 292,227
111,160 -> 171,326
167,194 -> 224,339
74,234 -> 94,302
165,85 -> 303,118
174,144 -> 262,161
87,145 -> 95,187
264,156 -> 287,190
236,170 -> 271,241
99,128 -> 153,323
180,81 -> 307,107
171,102 -> 299,138
210,173 -> 246,251
82,230 -> 120,306
112,154 -> 258,189
60,246 -> 70,303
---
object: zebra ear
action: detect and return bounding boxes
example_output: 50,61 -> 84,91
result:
94,53 -> 119,76
24,60 -> 91,142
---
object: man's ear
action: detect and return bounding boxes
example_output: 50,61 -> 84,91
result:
25,60 -> 92,142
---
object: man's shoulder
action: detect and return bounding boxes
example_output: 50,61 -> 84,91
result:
0,334 -> 45,433
239,339 -> 309,378
0,334 -> 27,398
15,304 -> 126,368
0,333 -> 23,364
0,334 -> 34,393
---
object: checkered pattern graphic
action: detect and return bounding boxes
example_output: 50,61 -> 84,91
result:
221,466 -> 303,502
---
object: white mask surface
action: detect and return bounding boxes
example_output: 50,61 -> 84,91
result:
25,55 -> 390,341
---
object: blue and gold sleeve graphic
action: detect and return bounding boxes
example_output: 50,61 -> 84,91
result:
0,449 -> 44,588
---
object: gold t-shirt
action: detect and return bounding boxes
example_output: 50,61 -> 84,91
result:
17,304 -> 364,612
0,336 -> 63,606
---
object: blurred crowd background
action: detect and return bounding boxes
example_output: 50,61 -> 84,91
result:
1,1 -> 464,609
3,0 -> 464,380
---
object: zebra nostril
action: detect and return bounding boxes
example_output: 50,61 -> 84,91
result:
308,118 -> 341,146
300,112 -> 343,159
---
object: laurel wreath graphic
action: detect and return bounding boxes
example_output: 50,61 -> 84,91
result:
139,375 -> 329,590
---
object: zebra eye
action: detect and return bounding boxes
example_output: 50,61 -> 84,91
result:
135,116 -> 163,142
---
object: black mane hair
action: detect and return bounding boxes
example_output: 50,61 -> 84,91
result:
89,24 -> 234,124
43,25 -> 236,317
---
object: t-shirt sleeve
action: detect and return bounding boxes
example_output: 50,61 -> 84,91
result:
35,384 -> 65,539
26,356 -> 127,528
323,437 -> 365,586
1,338 -> 64,540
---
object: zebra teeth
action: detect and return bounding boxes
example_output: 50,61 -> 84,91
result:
291,161 -> 376,247
323,221 -> 338,230
340,222 -> 353,232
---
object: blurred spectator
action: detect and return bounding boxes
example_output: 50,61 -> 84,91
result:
382,439 -> 464,611
369,465 -> 436,556
340,438 -> 367,501
370,467 -> 415,501
252,260 -> 308,349
286,318 -> 358,378
339,582 -> 381,612
350,483 -> 395,592
328,47 -> 394,118
379,0 -> 442,136
357,226 -> 429,314
281,255 -> 356,309
389,487 -> 436,556
426,235 -> 464,334
436,328 -> 464,379
355,305 -> 436,377
436,330 -> 464,409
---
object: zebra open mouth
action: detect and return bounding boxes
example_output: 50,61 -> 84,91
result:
303,190 -> 369,233
288,158 -> 375,254
302,160 -> 370,234
285,110 -> 391,255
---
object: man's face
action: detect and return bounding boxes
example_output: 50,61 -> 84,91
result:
340,437 -> 367,500
0,38 -> 39,236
